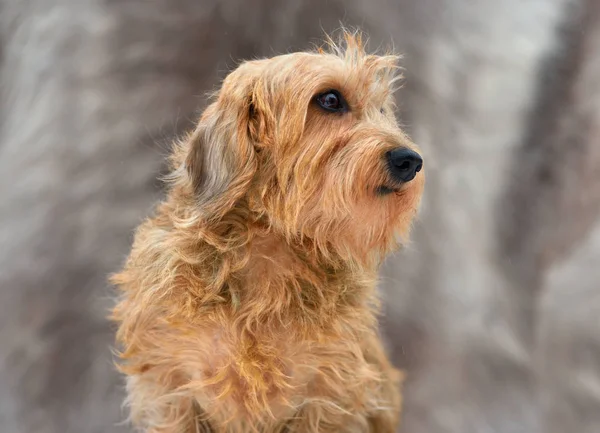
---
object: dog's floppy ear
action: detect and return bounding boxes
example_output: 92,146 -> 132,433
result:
185,63 -> 264,222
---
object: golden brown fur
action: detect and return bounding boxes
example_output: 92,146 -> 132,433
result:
111,31 -> 424,432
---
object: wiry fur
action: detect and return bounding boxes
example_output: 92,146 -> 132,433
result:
111,31 -> 424,433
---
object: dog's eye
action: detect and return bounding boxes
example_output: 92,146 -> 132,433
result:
316,90 -> 347,113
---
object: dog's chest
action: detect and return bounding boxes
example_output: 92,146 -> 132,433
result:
191,324 -> 377,427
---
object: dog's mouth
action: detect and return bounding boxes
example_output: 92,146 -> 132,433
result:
376,185 -> 398,196
375,184 -> 406,197
376,181 -> 414,196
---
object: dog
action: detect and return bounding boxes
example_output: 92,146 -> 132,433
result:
110,31 -> 425,433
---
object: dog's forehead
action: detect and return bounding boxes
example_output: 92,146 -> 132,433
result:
260,52 -> 396,102
275,52 -> 377,78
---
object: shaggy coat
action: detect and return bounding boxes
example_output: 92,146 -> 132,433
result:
111,32 -> 424,432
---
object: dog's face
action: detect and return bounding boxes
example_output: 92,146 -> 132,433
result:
182,33 -> 424,262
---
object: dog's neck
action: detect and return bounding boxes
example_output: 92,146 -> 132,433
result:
179,211 -> 380,330
153,190 -> 381,335
233,223 -> 380,333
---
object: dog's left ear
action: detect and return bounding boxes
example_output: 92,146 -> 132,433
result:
184,63 -> 264,222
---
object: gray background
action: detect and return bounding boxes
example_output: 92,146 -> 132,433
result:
1,1 -> 599,432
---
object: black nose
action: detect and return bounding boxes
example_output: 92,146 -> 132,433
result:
386,148 -> 423,183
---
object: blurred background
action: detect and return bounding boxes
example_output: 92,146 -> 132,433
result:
1,0 -> 599,432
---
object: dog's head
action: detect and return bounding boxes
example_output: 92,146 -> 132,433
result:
178,31 -> 424,262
